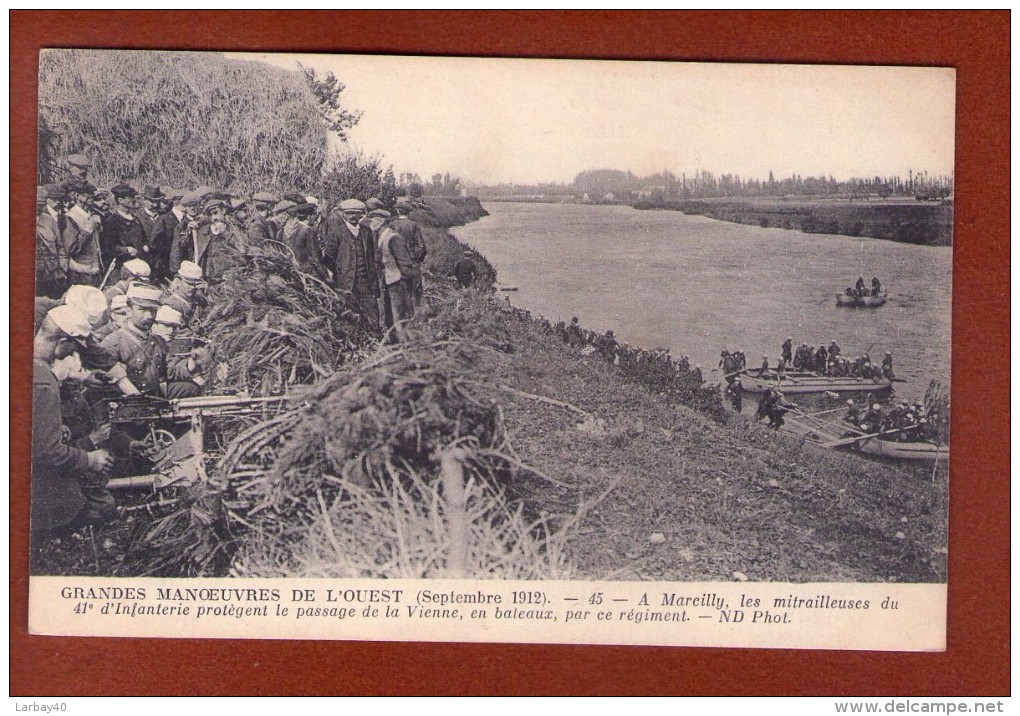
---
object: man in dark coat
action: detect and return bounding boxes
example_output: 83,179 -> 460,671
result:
280,202 -> 329,281
453,251 -> 478,288
35,184 -> 70,298
32,305 -> 114,533
247,191 -> 279,244
135,186 -> 165,243
389,198 -> 427,304
150,191 -> 184,285
319,199 -> 380,330
100,184 -> 148,281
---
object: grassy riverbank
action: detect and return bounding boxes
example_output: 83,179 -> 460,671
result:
32,197 -> 948,582
635,196 -> 953,246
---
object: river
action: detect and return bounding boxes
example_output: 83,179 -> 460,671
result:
452,202 -> 952,401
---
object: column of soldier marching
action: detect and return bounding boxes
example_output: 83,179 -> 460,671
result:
33,154 -> 448,535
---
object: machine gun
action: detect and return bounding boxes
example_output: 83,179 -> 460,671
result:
105,393 -> 290,491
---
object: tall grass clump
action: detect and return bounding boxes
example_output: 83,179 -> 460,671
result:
38,49 -> 329,192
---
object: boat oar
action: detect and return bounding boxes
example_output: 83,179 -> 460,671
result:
820,425 -> 909,449
790,407 -> 842,436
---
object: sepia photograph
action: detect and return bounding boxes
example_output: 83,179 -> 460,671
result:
25,47 -> 959,651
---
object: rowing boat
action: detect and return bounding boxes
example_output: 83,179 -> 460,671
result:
738,372 -> 893,395
779,413 -> 948,462
857,437 -> 948,461
836,292 -> 887,307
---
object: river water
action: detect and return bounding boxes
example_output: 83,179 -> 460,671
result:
452,202 -> 952,401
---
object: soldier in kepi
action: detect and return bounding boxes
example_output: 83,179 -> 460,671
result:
99,283 -> 167,396
781,337 -> 793,369
32,305 -> 115,538
881,351 -> 895,379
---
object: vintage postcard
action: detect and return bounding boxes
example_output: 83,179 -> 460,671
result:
28,50 -> 953,650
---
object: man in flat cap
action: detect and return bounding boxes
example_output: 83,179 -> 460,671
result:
248,192 -> 280,244
389,197 -> 427,306
369,209 -> 418,329
35,184 -> 71,298
63,179 -> 104,286
184,198 -> 242,283
99,283 -> 168,397
66,153 -> 90,181
32,305 -> 115,537
319,198 -> 380,331
280,201 -> 328,281
100,184 -> 148,282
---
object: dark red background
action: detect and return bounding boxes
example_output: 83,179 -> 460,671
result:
10,11 -> 1009,696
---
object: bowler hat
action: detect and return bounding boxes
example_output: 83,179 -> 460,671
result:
66,154 -> 90,169
110,184 -> 137,199
143,185 -> 166,200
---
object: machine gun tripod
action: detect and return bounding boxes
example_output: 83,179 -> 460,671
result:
104,393 -> 290,491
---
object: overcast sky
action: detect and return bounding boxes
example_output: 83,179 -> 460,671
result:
233,52 -> 956,186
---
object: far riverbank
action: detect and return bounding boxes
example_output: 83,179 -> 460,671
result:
634,197 -> 953,246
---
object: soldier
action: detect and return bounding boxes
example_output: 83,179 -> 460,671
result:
319,199 -> 380,330
565,317 -> 583,346
759,354 -> 770,377
814,344 -> 828,374
161,260 -> 207,326
781,337 -> 793,369
100,184 -> 148,279
725,378 -> 743,412
599,329 -> 619,362
32,305 -> 114,534
452,250 -> 478,289
389,198 -> 427,304
871,277 -> 882,296
63,179 -> 104,286
370,208 -> 417,328
150,306 -> 206,399
844,399 -> 860,426
719,350 -> 738,383
36,184 -> 71,298
767,390 -> 796,430
691,364 -> 703,383
880,351 -> 895,379
93,294 -> 129,341
103,258 -> 151,303
99,284 -> 167,396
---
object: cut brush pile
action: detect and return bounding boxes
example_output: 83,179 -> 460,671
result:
198,240 -> 375,395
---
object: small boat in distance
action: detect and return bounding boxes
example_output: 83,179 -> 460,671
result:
836,291 -> 888,307
738,371 -> 893,395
